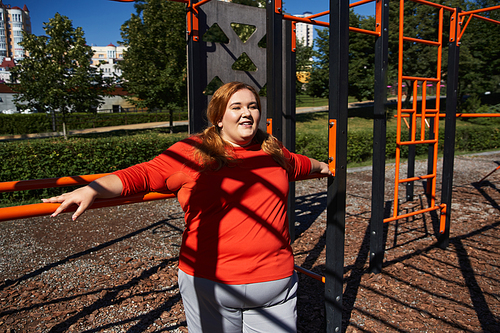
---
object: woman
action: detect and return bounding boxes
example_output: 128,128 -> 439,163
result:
43,82 -> 331,332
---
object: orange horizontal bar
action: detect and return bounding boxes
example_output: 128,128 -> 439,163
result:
294,265 -> 325,283
0,174 -> 111,192
384,204 -> 445,223
461,5 -> 500,16
471,14 -> 500,26
349,26 -> 380,36
398,110 -> 439,116
282,14 -> 329,27
305,10 -> 330,20
349,0 -> 375,8
398,173 -> 435,184
438,113 -> 500,118
398,139 -> 438,145
403,36 -> 441,46
0,191 -> 175,222
398,112 -> 500,118
401,75 -> 440,82
409,0 -> 454,12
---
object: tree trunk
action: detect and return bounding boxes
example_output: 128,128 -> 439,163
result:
63,122 -> 67,140
169,109 -> 173,134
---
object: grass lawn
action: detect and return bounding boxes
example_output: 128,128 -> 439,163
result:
296,94 -> 360,108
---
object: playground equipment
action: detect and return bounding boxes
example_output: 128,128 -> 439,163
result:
1,1 -> 500,332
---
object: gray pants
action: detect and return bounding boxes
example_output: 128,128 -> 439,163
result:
178,269 -> 298,333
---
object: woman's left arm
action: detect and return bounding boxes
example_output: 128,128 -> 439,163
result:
309,158 -> 333,177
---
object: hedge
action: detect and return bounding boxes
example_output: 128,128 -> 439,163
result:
295,124 -> 500,163
0,111 -> 188,136
0,132 -> 187,204
1,124 -> 499,206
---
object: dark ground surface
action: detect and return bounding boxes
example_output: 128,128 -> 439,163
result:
1,152 -> 499,332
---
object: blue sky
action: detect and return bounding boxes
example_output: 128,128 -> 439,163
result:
17,0 -> 375,46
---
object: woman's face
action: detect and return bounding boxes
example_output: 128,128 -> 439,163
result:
218,88 -> 260,147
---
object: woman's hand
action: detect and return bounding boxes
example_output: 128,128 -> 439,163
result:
42,185 -> 99,221
309,158 -> 333,177
316,161 -> 333,176
41,174 -> 123,221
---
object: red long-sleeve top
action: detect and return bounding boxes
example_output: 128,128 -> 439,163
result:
113,136 -> 312,284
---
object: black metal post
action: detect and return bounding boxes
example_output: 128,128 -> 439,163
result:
326,0 -> 349,331
284,20 -> 297,241
187,0 -> 208,134
266,0 -> 283,142
438,8 -> 460,249
369,0 -> 390,274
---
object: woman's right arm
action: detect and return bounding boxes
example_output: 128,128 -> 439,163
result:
41,174 -> 123,221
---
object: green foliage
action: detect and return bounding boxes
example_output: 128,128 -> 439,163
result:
118,0 -> 187,112
0,111 -> 188,135
308,1 -> 500,106
230,23 -> 256,43
232,53 -> 257,72
307,28 -> 329,99
452,0 -> 500,102
9,13 -> 114,117
0,114 -> 53,135
0,132 -> 187,205
295,41 -> 314,94
308,10 -> 376,101
203,23 -> 230,44
2,117 -> 500,205
296,120 -> 500,164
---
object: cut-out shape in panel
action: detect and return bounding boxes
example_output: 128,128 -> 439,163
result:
203,23 -> 229,44
230,23 -> 256,43
204,76 -> 224,96
258,34 -> 266,48
258,84 -> 266,97
232,53 -> 257,72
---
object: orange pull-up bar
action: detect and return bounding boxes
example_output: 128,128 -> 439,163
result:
458,5 -> 500,43
0,174 -> 175,222
279,0 -> 382,37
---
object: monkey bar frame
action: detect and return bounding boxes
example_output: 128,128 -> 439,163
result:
3,1 -> 500,332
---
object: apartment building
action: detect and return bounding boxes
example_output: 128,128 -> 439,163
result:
0,1 -> 31,63
294,12 -> 314,48
91,43 -> 126,80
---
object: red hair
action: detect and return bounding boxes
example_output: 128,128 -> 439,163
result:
194,82 -> 287,170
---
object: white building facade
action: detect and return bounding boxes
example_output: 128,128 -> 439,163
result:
294,12 -> 314,48
91,44 -> 127,81
0,2 -> 31,63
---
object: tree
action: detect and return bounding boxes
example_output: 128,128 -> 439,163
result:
451,0 -> 500,111
10,13 -> 113,138
307,10 -> 376,101
307,28 -> 329,99
118,0 -> 187,133
295,40 -> 314,95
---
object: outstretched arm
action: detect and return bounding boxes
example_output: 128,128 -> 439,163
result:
309,158 -> 333,177
41,174 -> 123,221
